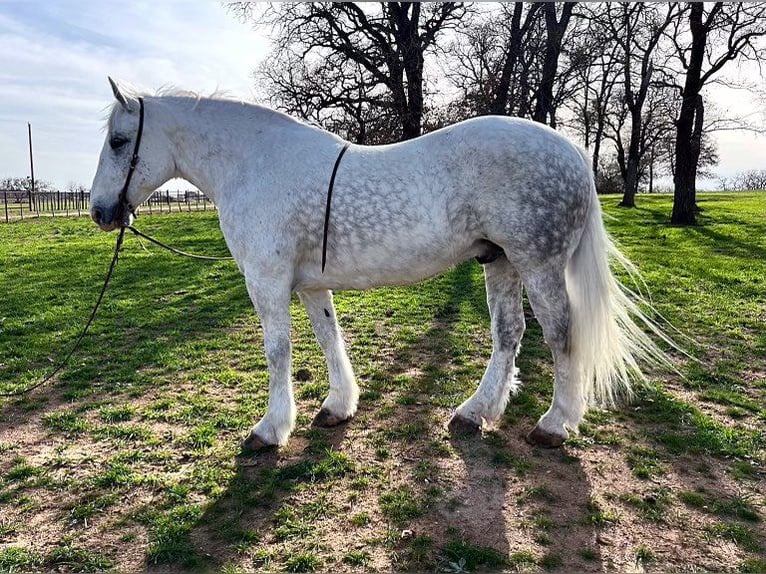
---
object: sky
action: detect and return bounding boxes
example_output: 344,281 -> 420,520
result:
0,0 -> 269,190
0,1 -> 764,191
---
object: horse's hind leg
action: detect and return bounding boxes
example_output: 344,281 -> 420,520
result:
523,263 -> 584,448
298,289 -> 359,426
449,255 -> 525,432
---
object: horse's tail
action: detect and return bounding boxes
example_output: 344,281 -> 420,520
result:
564,158 -> 675,406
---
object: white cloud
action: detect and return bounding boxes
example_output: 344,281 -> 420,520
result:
0,2 -> 764,192
0,1 -> 269,189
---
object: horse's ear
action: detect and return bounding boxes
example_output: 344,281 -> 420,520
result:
108,76 -> 132,112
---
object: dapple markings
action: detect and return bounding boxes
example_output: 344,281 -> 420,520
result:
90,79 -> 669,452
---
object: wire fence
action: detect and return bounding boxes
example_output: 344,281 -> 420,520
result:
0,189 -> 215,223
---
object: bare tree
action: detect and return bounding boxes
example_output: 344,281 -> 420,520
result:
566,4 -> 622,180
604,3 -> 680,207
666,2 -> 766,225
230,2 -> 468,142
446,4 -> 542,118
489,3 -> 543,115
733,169 -> 766,190
532,2 -> 576,127
447,2 -> 584,128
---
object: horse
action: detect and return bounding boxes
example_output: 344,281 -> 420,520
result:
90,78 -> 668,451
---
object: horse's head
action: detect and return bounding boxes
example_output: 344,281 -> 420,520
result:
90,78 -> 175,231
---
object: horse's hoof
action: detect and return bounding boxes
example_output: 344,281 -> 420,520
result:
241,432 -> 277,452
312,408 -> 352,428
447,413 -> 481,435
526,426 -> 566,448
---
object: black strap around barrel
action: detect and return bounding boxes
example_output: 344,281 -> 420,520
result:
321,142 -> 351,273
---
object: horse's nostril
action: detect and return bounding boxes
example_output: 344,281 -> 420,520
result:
92,208 -> 103,224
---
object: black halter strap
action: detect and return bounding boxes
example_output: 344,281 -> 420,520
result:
116,96 -> 145,226
322,141 -> 350,273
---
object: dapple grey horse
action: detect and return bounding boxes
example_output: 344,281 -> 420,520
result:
90,79 -> 667,451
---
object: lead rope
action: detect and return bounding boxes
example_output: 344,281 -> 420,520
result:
127,225 -> 233,261
0,226 -> 233,398
0,227 -> 126,397
1,96 -> 224,397
3,105 -> 339,397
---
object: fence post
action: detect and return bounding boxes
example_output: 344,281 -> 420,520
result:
3,191 -> 8,223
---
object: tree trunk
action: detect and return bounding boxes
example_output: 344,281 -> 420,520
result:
619,106 -> 643,207
389,3 -> 424,140
532,3 -> 574,126
592,132 -> 601,181
489,3 -> 524,115
689,94 -> 704,212
672,3 -> 705,225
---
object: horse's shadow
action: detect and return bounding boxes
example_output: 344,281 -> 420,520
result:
175,262 -> 604,571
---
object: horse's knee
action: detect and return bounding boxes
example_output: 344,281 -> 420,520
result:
264,337 -> 291,368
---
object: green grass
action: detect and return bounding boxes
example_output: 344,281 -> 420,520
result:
284,553 -> 322,572
46,543 -> 113,572
379,487 -> 425,525
0,193 -> 765,571
0,547 -> 41,571
440,538 -> 507,571
144,504 -> 204,566
706,521 -> 762,552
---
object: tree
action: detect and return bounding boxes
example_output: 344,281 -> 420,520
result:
445,4 -> 542,118
565,4 -> 622,181
532,2 -> 576,127
488,3 -> 542,115
0,177 -> 56,203
667,2 -> 766,225
230,2 -> 468,142
604,3 -> 679,207
446,2 -> 583,128
732,169 -> 766,190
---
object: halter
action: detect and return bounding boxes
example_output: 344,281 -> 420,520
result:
113,96 -> 346,273
115,96 -> 145,227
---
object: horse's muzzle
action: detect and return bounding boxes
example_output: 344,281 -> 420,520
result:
91,203 -> 123,231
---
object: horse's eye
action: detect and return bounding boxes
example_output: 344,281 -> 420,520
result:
110,135 -> 129,150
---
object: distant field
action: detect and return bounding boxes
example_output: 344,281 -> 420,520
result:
0,192 -> 763,572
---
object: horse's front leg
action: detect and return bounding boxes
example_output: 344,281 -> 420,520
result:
242,274 -> 295,450
298,289 -> 358,426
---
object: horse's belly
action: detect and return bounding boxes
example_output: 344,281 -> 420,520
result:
293,237 -> 488,291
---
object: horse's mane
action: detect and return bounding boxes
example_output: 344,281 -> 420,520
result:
103,83 -> 244,129
103,82 -> 311,132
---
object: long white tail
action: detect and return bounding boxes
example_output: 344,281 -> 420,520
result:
565,182 -> 676,406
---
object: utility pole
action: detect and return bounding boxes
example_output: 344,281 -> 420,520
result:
28,122 -> 35,211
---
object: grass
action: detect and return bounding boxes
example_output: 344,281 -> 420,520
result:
379,487 -> 425,525
0,547 -> 41,572
46,543 -> 114,572
0,193 -> 764,571
440,538 -> 507,571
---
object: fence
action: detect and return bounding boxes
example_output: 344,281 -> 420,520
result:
0,189 -> 215,223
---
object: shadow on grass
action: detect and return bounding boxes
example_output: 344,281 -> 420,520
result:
171,262 -> 605,571
0,242 -> 253,423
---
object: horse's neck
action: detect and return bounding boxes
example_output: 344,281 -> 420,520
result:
158,98 -> 319,204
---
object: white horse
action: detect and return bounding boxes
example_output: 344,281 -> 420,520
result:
90,78 -> 667,450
